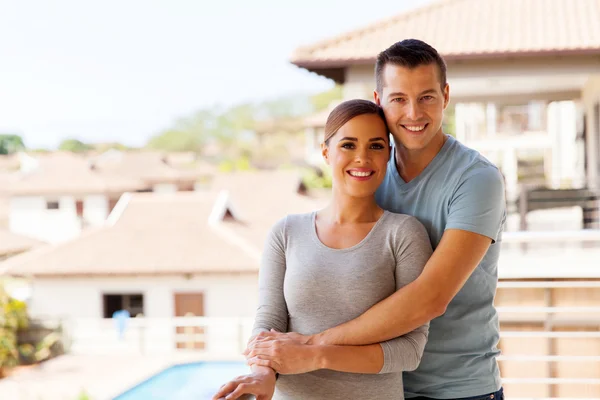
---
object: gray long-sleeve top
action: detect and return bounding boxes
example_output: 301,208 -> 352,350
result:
252,210 -> 433,400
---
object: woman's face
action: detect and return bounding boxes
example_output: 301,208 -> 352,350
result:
322,113 -> 390,199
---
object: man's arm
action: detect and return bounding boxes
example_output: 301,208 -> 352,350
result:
311,165 -> 506,346
311,229 -> 492,346
248,327 -> 427,374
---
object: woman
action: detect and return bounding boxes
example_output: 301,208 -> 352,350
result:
213,99 -> 433,400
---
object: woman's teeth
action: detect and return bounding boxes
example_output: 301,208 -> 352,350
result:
348,171 -> 372,177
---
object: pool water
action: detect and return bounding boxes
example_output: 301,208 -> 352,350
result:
113,361 -> 251,400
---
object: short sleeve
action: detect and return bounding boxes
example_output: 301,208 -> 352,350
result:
446,165 -> 506,243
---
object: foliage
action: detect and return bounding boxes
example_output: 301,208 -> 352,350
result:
0,285 -> 28,371
147,129 -> 202,152
75,390 -> 93,400
0,134 -> 26,155
310,85 -> 343,112
145,86 -> 343,166
218,156 -> 253,173
302,167 -> 332,189
58,138 -> 93,153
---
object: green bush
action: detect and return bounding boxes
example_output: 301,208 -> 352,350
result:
0,285 -> 28,371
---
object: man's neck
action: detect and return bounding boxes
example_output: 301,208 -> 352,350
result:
395,133 -> 447,183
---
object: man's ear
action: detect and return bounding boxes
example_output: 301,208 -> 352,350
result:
321,142 -> 330,165
443,83 -> 450,110
374,89 -> 382,106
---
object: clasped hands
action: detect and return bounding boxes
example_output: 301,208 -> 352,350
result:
212,330 -> 322,400
243,329 -> 322,374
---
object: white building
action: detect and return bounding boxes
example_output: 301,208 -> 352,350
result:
8,151 -> 205,244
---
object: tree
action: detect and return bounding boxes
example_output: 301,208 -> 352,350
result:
58,139 -> 93,153
146,129 -> 202,152
0,134 -> 26,155
310,85 -> 343,112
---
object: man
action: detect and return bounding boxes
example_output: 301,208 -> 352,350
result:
243,39 -> 506,400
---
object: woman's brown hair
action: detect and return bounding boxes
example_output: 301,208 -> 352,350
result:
323,100 -> 387,145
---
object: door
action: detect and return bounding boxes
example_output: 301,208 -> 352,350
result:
174,293 -> 205,349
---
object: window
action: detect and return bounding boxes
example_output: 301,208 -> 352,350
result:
103,293 -> 144,318
46,201 -> 59,210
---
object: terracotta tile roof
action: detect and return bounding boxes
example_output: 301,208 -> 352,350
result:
0,192 -> 258,276
8,151 -> 216,196
291,0 -> 600,70
0,230 -> 44,256
90,150 -> 207,183
210,170 -> 329,249
0,171 -> 330,277
9,152 -> 146,196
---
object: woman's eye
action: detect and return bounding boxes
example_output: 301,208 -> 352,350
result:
371,144 -> 385,149
341,143 -> 354,149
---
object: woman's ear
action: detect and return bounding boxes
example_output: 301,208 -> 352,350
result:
321,142 -> 330,165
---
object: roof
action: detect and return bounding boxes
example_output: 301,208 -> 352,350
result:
210,170 -> 329,249
9,152 -> 146,196
0,192 -> 258,276
291,0 -> 600,77
90,150 -> 207,183
0,230 -> 44,256
8,151 -> 215,196
1,171 -> 329,277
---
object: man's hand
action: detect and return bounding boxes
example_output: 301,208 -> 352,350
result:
244,330 -> 321,374
212,369 -> 276,400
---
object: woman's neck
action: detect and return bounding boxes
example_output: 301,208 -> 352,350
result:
321,191 -> 382,224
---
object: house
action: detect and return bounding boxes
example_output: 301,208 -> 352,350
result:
0,170 -> 328,354
292,0 -> 600,202
0,230 -> 43,261
7,151 -> 210,243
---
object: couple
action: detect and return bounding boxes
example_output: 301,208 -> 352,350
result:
214,39 -> 506,400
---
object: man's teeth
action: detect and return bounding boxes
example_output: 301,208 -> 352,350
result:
349,171 -> 372,177
405,125 -> 425,132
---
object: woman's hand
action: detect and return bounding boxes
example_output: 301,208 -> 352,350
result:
212,369 -> 276,400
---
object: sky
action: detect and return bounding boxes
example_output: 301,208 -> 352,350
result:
0,0 -> 433,149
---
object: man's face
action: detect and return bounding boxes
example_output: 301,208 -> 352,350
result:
374,63 -> 449,152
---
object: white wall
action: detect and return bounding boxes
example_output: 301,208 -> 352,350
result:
152,183 -> 178,193
582,74 -> 600,189
28,274 -> 259,355
9,195 -> 82,243
547,101 -> 579,187
83,195 -> 109,227
344,65 -> 374,100
28,274 -> 259,319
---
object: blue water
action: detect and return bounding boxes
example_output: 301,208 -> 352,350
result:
113,361 -> 251,400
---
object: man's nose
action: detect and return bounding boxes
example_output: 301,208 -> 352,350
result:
406,101 -> 423,120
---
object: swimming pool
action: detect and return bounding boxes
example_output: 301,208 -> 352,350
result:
113,361 -> 251,400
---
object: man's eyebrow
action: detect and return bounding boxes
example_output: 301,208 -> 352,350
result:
387,89 -> 438,98
387,92 -> 406,98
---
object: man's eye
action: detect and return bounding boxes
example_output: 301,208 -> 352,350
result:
392,98 -> 405,103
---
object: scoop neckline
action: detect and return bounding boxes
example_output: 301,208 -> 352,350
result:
310,210 -> 389,252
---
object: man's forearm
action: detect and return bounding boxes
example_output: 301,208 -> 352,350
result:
312,278 -> 443,346
316,343 -> 384,374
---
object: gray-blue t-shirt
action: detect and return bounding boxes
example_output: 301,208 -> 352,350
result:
375,134 -> 506,399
